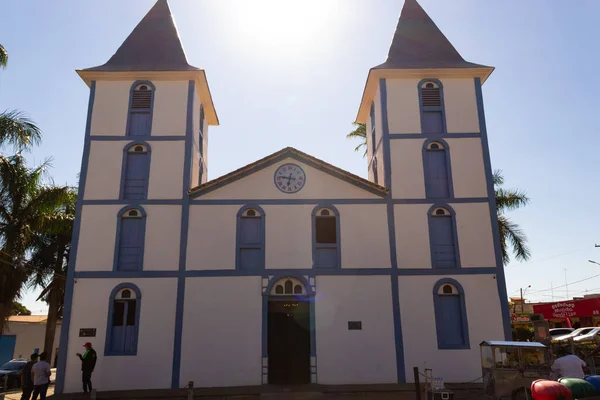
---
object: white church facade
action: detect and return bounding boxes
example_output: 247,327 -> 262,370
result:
56,0 -> 510,394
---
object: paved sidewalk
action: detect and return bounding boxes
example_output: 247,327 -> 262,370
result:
2,385 -> 55,399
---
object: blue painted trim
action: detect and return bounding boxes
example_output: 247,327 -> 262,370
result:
190,198 -> 386,205
125,80 -> 155,137
380,78 -> 405,383
427,204 -> 462,269
474,77 -> 511,340
389,133 -> 480,139
55,80 -> 96,395
235,204 -> 266,270
171,80 -> 195,389
119,141 -> 152,200
83,199 -> 183,205
261,294 -> 268,357
104,283 -> 142,356
433,278 -> 470,350
418,78 -> 447,134
190,151 -> 388,198
112,205 -> 147,272
311,204 -> 341,269
90,136 -> 185,141
422,138 -> 455,199
393,197 -> 488,204
273,163 -> 307,194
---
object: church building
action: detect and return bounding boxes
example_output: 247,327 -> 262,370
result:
56,0 -> 510,393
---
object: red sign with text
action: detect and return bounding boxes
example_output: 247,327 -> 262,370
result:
533,298 -> 600,319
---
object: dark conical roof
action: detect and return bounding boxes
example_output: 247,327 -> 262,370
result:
374,0 -> 489,70
84,0 -> 198,72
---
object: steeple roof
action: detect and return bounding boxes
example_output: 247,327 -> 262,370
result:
373,0 -> 489,70
84,0 -> 198,72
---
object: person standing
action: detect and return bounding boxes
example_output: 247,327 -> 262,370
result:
76,342 -> 97,393
550,347 -> 586,380
20,353 -> 38,400
31,352 -> 51,400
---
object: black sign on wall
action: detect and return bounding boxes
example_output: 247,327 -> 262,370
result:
348,321 -> 362,330
79,328 -> 96,337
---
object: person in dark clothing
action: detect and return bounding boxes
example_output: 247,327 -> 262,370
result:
76,342 -> 97,393
20,353 -> 38,400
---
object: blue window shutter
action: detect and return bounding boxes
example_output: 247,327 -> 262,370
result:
426,150 -> 449,198
240,218 -> 260,245
129,113 -> 151,136
124,153 -> 149,200
315,248 -> 337,269
118,218 -> 143,271
431,217 -> 456,268
422,112 -> 443,134
238,217 -> 263,270
439,296 -> 464,346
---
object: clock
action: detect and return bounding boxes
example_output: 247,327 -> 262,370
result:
274,163 -> 306,193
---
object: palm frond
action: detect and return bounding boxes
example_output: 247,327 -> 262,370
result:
495,187 -> 530,212
0,44 -> 7,68
498,215 -> 531,264
346,123 -> 368,158
0,110 -> 43,150
493,169 -> 504,186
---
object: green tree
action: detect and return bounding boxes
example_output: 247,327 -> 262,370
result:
0,44 -> 7,68
27,189 -> 76,361
345,124 -> 531,266
10,301 -> 31,316
0,154 -> 70,333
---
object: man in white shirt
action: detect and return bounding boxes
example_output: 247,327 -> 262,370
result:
551,347 -> 586,380
31,352 -> 51,400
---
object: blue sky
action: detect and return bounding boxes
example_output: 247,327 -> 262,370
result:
1,0 -> 599,313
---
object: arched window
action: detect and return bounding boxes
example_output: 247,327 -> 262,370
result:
270,278 -> 307,296
433,279 -> 469,349
128,82 -> 154,136
312,206 -> 340,269
419,80 -> 445,134
423,140 -> 451,198
236,206 -> 265,270
121,143 -> 150,200
115,207 -> 146,271
105,284 -> 141,355
429,206 -> 459,269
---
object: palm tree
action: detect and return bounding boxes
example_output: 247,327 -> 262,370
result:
27,189 -> 76,363
0,154 -> 70,333
346,123 -> 367,157
345,126 -> 531,266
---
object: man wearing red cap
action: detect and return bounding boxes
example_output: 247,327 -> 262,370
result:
76,342 -> 97,393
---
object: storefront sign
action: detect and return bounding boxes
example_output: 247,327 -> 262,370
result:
533,297 -> 600,319
511,314 -> 531,323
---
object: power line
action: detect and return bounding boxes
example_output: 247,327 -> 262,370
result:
527,273 -> 600,295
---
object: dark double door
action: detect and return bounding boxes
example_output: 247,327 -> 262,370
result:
267,300 -> 311,385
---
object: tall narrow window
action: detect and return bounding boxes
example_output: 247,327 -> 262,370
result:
433,280 -> 469,349
106,285 -> 141,355
128,82 -> 154,136
420,81 -> 445,134
313,207 -> 339,269
372,157 -> 379,185
370,102 -> 376,156
237,207 -> 265,270
122,143 -> 150,200
429,207 -> 459,269
198,105 -> 205,185
424,141 -> 450,198
116,208 -> 145,271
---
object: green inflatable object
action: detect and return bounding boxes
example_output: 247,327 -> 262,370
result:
558,378 -> 598,399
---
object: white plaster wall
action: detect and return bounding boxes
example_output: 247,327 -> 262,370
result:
199,158 -> 381,200
6,322 -> 61,365
90,81 -> 130,136
84,141 -> 127,200
316,276 -> 397,384
147,141 -> 185,199
76,205 -> 122,271
452,203 -> 496,268
151,81 -> 188,136
398,275 -> 504,382
264,205 -> 312,269
143,205 -> 181,270
180,277 -> 262,387
394,204 -> 431,269
186,205 -> 238,270
446,138 -> 488,198
390,139 -> 426,199
63,278 -> 177,392
385,78 -> 421,134
443,78 -> 480,134
337,204 -> 390,268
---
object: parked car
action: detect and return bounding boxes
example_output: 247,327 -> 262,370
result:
550,328 -> 574,338
0,359 -> 27,390
553,327 -> 596,342
574,327 -> 600,343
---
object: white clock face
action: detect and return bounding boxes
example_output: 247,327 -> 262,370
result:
274,163 -> 306,193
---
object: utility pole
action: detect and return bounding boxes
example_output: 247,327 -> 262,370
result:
520,285 -> 531,313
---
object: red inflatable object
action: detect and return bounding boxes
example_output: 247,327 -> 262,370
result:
531,379 -> 573,400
